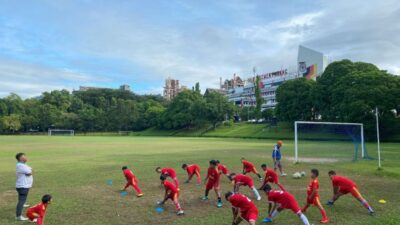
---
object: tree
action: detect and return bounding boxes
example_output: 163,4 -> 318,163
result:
204,91 -> 234,128
254,76 -> 264,119
275,78 -> 316,123
262,108 -> 275,121
1,114 -> 22,132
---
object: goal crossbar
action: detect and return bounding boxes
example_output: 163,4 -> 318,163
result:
294,121 -> 365,163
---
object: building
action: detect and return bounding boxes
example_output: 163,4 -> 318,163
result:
225,46 -> 328,110
77,84 -> 131,92
163,78 -> 188,100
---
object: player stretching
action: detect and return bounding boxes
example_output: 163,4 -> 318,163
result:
202,160 -> 223,208
26,194 -> 52,225
216,160 -> 230,180
301,169 -> 328,224
260,164 -> 285,191
158,175 -> 184,216
327,170 -> 374,215
272,140 -> 286,176
228,173 -> 261,201
155,167 -> 179,189
226,192 -> 259,225
122,166 -> 143,197
262,184 -> 310,225
241,158 -> 262,180
182,164 -> 201,185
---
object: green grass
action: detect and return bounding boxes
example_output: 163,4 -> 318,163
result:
0,136 -> 399,225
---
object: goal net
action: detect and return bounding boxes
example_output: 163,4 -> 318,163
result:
294,121 -> 372,163
48,129 -> 75,136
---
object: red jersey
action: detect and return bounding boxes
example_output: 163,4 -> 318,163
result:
264,169 -> 279,183
161,168 -> 177,178
242,160 -> 255,169
123,169 -> 136,181
207,167 -> 220,182
307,178 -> 319,197
186,164 -> 200,175
233,174 -> 254,187
332,175 -> 356,191
218,164 -> 229,175
27,203 -> 47,218
229,194 -> 257,212
163,180 -> 178,194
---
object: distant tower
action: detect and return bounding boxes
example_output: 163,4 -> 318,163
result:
163,77 -> 184,100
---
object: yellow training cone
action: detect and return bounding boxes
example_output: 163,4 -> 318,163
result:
379,199 -> 386,204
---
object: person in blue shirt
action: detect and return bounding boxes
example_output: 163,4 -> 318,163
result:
272,141 -> 286,176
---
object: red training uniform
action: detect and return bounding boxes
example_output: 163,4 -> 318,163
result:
267,190 -> 301,214
206,167 -> 220,190
218,164 -> 229,175
242,160 -> 258,174
164,180 -> 179,199
233,174 -> 254,188
186,164 -> 200,175
332,175 -> 362,198
161,168 -> 179,188
306,178 -> 321,206
26,203 -> 47,225
229,194 -> 259,222
123,169 -> 142,194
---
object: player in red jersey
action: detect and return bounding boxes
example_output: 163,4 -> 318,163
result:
301,169 -> 328,224
26,194 -> 52,225
157,175 -> 184,216
262,184 -> 310,225
182,163 -> 201,185
202,160 -> 223,207
225,192 -> 258,225
241,158 -> 262,180
122,166 -> 143,197
228,173 -> 261,201
216,160 -> 230,180
155,167 -> 179,189
327,170 -> 374,215
260,164 -> 285,191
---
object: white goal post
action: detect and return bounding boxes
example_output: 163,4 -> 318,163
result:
48,129 -> 75,136
294,121 -> 365,163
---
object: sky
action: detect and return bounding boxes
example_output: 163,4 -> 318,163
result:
0,0 -> 399,98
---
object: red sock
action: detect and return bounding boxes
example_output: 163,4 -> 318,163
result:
174,202 -> 181,210
36,217 -> 43,225
133,184 -> 142,194
320,208 -> 328,220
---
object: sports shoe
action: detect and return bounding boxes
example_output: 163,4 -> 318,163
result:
256,196 -> 262,201
177,210 -> 185,216
326,200 -> 334,206
137,193 -> 144,197
280,173 -> 287,177
216,202 -> 223,208
201,196 -> 208,201
16,216 -> 28,221
262,217 -> 272,223
368,209 -> 375,216
320,218 -> 329,224
23,204 -> 30,208
30,218 -> 37,223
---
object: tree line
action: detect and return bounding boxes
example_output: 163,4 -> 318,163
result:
275,60 -> 400,139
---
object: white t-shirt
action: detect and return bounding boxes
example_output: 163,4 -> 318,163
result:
16,162 -> 33,188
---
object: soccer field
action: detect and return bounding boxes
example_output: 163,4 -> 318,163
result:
0,136 -> 399,225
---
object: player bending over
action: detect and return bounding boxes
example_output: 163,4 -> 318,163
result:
158,175 -> 184,216
26,194 -> 52,225
226,192 -> 258,225
216,160 -> 230,180
228,173 -> 261,201
260,164 -> 285,191
301,169 -> 328,224
272,140 -> 286,176
202,160 -> 223,208
182,163 -> 201,185
122,166 -> 143,197
262,184 -> 310,225
155,167 -> 179,189
241,158 -> 262,180
327,170 -> 374,215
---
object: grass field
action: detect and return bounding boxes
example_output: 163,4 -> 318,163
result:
0,136 -> 399,225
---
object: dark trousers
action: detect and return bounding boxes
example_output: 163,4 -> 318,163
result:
16,188 -> 29,217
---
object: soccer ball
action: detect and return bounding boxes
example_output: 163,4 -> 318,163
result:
292,172 -> 302,179
300,171 -> 306,177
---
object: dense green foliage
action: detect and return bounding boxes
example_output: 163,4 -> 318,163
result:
0,87 -> 234,132
276,60 -> 400,139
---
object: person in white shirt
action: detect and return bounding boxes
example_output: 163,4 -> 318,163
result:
15,152 -> 33,221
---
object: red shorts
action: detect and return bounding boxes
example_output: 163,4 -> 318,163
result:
26,212 -> 36,221
206,180 -> 220,190
168,192 -> 179,200
244,181 -> 254,188
280,201 -> 301,214
240,207 -> 258,222
340,186 -> 363,199
307,196 -> 322,207
245,167 -> 258,174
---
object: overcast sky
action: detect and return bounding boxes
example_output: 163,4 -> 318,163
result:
0,0 -> 399,98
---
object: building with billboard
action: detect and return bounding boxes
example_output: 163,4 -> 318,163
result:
224,46 -> 328,110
